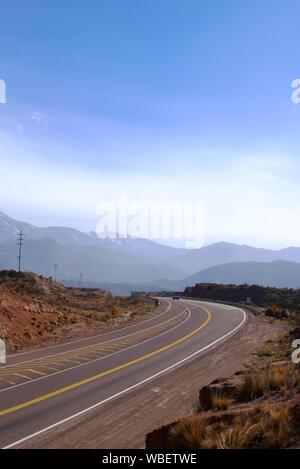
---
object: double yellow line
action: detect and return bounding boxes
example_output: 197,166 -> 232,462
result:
0,303 -> 211,417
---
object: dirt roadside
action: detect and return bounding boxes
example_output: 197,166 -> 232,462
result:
21,312 -> 281,449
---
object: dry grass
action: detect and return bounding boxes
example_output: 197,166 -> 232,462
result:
168,405 -> 293,449
238,372 -> 266,400
211,394 -> 232,411
256,406 -> 292,448
238,366 -> 296,401
214,407 -> 291,449
214,420 -> 262,449
167,328 -> 299,450
269,368 -> 286,390
168,418 -> 207,449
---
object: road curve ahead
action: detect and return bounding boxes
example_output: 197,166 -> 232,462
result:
0,298 -> 247,449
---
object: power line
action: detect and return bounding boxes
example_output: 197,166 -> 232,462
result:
17,231 -> 24,272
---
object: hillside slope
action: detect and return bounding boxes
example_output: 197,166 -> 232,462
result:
0,270 -> 159,352
181,260 -> 300,289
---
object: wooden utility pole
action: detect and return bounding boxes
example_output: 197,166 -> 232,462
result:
17,231 -> 24,272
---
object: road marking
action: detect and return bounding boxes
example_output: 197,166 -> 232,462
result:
41,366 -> 58,372
0,306 -> 209,417
3,302 -> 247,449
13,373 -> 31,380
28,369 -> 46,376
61,359 -> 82,365
0,307 -> 190,394
0,378 -> 16,386
98,344 -> 120,349
6,299 -> 172,359
1,301 -> 174,370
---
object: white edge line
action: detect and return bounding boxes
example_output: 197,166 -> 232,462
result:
6,299 -> 171,359
3,305 -> 247,449
0,308 -> 190,393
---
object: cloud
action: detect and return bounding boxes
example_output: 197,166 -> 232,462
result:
0,129 -> 299,249
15,124 -> 24,132
30,111 -> 49,126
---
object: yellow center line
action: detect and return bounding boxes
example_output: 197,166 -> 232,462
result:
0,303 -> 211,417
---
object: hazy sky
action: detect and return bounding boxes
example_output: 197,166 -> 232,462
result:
0,1 -> 300,248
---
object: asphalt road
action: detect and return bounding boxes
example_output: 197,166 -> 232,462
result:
0,298 -> 247,449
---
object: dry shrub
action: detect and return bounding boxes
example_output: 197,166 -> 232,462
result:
238,372 -> 266,400
238,366 -> 295,401
168,417 -> 207,449
211,406 -> 291,449
261,406 -> 292,448
269,368 -> 286,391
211,394 -> 232,411
215,420 -> 262,449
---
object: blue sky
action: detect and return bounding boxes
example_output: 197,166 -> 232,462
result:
0,1 -> 300,248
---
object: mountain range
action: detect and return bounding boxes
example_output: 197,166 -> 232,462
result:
0,210 -> 299,292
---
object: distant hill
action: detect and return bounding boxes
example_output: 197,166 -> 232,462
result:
1,210 -> 300,287
0,238 -> 184,284
181,261 -> 300,289
170,242 -> 300,273
183,280 -> 300,310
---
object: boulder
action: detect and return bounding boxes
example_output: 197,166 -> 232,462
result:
199,376 -> 241,410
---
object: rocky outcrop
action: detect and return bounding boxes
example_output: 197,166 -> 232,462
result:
199,376 -> 242,410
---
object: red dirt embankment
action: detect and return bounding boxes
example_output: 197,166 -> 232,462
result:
0,270 -> 158,352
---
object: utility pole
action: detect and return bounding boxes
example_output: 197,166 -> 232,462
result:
54,264 -> 58,282
17,231 -> 24,272
79,272 -> 83,288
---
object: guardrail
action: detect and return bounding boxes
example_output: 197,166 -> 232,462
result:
178,296 -> 261,316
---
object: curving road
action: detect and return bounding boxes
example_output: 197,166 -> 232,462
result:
0,298 -> 247,449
